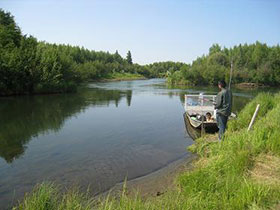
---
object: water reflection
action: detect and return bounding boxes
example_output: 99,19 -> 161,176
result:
0,80 -> 192,209
0,82 -> 257,164
0,89 -> 132,163
0,79 -> 275,210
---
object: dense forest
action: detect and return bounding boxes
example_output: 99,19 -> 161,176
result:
0,10 -> 162,95
168,43 -> 280,86
1,9 -> 280,96
145,61 -> 186,78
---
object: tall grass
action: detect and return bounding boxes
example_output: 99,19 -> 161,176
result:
182,92 -> 280,209
227,93 -> 279,132
14,93 -> 280,210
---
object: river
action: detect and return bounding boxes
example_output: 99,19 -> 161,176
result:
0,79 -> 276,209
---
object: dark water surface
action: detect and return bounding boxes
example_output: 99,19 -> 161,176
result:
0,79 -> 275,209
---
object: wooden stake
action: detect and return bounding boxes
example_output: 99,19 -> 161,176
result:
248,104 -> 260,131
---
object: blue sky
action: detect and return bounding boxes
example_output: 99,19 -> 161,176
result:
1,0 -> 279,64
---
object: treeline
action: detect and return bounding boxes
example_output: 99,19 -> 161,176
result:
0,10 -> 158,96
168,42 -> 280,86
3,9 -> 279,96
145,61 -> 186,78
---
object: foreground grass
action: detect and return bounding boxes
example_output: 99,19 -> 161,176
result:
13,93 -> 280,210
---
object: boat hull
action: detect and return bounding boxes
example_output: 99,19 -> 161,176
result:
184,112 -> 219,132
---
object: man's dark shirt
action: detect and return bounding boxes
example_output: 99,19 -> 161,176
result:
215,88 -> 232,117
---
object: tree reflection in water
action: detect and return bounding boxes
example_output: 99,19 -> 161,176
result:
0,88 -> 132,163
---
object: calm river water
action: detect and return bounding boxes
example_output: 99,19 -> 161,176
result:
0,79 -> 274,209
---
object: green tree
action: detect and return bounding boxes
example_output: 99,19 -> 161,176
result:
126,50 -> 133,64
0,9 -> 21,48
114,50 -> 123,64
209,43 -> 221,55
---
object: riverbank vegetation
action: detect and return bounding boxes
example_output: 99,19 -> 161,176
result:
0,10 -> 174,96
167,43 -> 280,87
13,92 -> 280,209
3,9 -> 279,96
101,72 -> 145,81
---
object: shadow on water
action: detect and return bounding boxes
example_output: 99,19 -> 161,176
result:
0,89 -> 132,163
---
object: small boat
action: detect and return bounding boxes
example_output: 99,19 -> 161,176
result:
184,94 -> 236,132
183,112 -> 203,139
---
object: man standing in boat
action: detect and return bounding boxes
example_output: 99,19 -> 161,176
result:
214,80 -> 232,141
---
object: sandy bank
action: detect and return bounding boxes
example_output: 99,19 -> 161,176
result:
101,154 -> 197,199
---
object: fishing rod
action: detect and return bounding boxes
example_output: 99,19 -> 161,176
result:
228,59 -> 233,90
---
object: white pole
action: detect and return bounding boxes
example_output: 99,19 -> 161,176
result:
247,104 -> 260,131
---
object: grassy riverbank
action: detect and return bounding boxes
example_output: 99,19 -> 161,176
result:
13,93 -> 280,209
101,72 -> 146,82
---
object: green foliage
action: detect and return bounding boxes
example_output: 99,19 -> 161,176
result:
146,61 -> 187,78
105,72 -> 145,80
0,10 -> 162,96
227,93 -> 278,132
183,93 -> 280,209
0,9 -> 79,95
168,43 -> 280,86
13,182 -> 94,210
126,50 -> 133,64
2,9 -> 280,95
0,9 -> 21,48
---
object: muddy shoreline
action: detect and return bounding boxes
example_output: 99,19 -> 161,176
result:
99,153 -> 198,199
